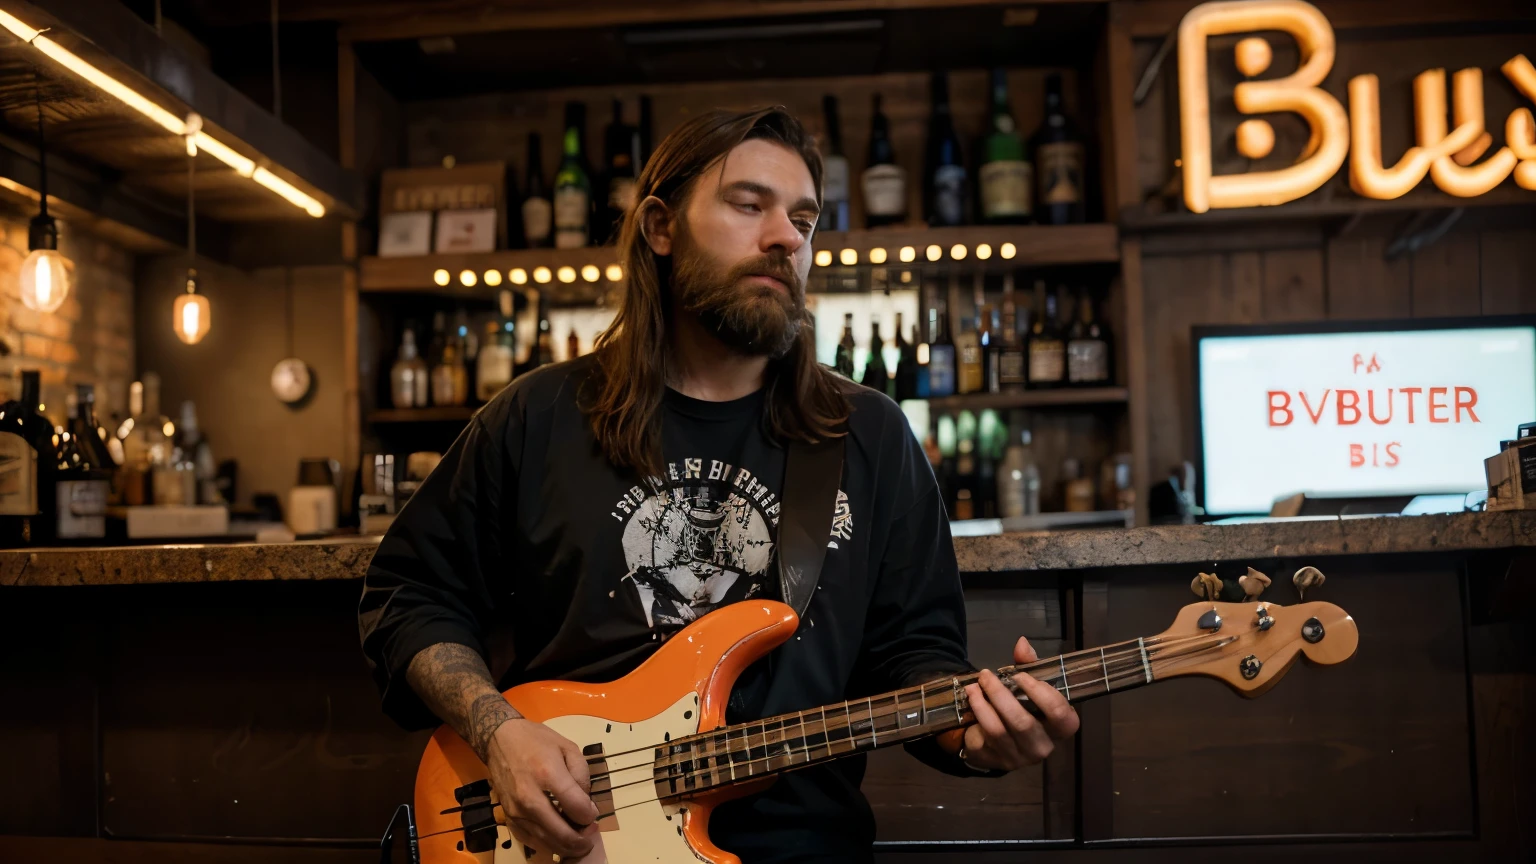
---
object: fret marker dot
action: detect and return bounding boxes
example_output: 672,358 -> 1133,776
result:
684,710 -> 693,719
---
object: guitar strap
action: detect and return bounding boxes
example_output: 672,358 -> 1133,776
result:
777,431 -> 846,619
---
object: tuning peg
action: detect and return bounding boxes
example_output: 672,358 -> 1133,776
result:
1190,572 -> 1223,602
1293,566 -> 1325,599
1238,567 -> 1271,601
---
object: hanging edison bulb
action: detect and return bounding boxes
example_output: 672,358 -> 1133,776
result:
174,270 -> 211,345
21,92 -> 72,313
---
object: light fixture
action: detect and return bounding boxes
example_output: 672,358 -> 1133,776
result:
557,266 -> 577,283
510,268 -> 528,285
0,10 -> 325,218
869,247 -> 888,264
976,243 -> 993,260
19,82 -> 70,313
173,127 -> 210,344
459,269 -> 477,287
950,244 -> 968,260
484,269 -> 502,287
815,249 -> 833,267
581,264 -> 600,282
605,264 -> 624,282
533,266 -> 552,284
1001,242 -> 1017,259
433,268 -> 450,286
925,244 -> 942,262
899,246 -> 916,263
839,248 -> 857,266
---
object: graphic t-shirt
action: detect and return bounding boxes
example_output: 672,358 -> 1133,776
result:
359,355 -> 979,862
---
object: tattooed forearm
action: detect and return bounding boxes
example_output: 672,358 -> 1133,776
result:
406,642 -> 523,763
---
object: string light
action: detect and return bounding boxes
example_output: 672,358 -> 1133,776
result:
950,244 -> 968,260
839,248 -> 857,266
484,269 -> 502,287
869,248 -> 888,264
976,243 -> 993,260
899,246 -> 916,263
1001,242 -> 1018,259
557,266 -> 576,283
605,264 -> 624,282
459,270 -> 477,287
533,266 -> 552,284
510,268 -> 528,285
815,250 -> 833,267
581,265 -> 600,282
925,244 -> 942,262
433,269 -> 450,286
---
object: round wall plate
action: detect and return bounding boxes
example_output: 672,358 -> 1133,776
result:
271,357 -> 312,404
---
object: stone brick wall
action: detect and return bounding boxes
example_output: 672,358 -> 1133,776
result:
0,208 -> 136,428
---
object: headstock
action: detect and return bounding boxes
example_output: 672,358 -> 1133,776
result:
1147,600 -> 1358,696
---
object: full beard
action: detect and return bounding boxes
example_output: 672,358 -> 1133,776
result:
671,242 -> 807,360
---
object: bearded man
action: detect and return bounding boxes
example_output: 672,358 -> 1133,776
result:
358,106 -> 1078,863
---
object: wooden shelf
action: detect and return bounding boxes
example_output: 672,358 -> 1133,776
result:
358,224 -> 1120,296
923,387 -> 1127,412
368,406 -> 478,423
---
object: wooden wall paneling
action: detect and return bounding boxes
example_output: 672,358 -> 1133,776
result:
403,68 -> 1082,236
1410,231 -> 1482,318
1076,575 -> 1114,842
1260,247 -> 1326,321
865,589 -> 1064,842
1106,562 -> 1476,840
1325,231 -> 1411,320
1101,2 -> 1141,221
1469,618 -> 1536,861
1478,229 -> 1536,315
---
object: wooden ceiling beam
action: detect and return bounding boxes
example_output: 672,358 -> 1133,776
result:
337,0 -> 1098,44
1123,0 -> 1536,37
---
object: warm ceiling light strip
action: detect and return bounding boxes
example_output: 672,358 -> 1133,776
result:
0,10 -> 324,217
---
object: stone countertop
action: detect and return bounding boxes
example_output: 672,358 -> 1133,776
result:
1,511 -> 1532,588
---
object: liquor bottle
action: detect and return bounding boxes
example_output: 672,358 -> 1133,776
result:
978,304 -> 1001,393
979,68 -> 1031,224
73,384 -> 117,476
998,416 -> 1041,517
477,291 -> 516,401
998,275 -> 1027,391
818,95 -> 851,234
953,410 -> 977,520
936,412 -> 957,512
928,305 -> 956,397
177,400 -> 218,505
0,370 -> 48,545
976,408 -> 1000,518
431,313 -> 467,406
554,102 -> 592,250
390,326 -> 430,408
862,94 -> 907,228
567,327 -> 581,361
522,133 -> 553,249
1067,287 -> 1112,386
54,389 -> 110,543
1027,281 -> 1066,388
535,293 -> 556,369
894,313 -> 917,401
924,71 -> 967,227
913,319 -> 931,399
455,307 -> 478,400
860,315 -> 890,395
955,311 -> 983,395
119,380 -> 149,505
834,313 -> 856,378
638,95 -> 654,173
600,98 -> 641,245
1031,72 -> 1087,225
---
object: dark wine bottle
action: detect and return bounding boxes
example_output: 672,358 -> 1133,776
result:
54,387 -> 110,543
818,95 -> 851,234
600,98 -> 641,245
1066,287 -> 1112,386
928,305 -> 957,398
1031,72 -> 1087,225
1027,282 -> 1067,388
860,315 -> 890,394
862,94 -> 907,228
0,370 -> 51,546
522,133 -> 552,249
924,71 -> 966,227
834,313 -> 856,378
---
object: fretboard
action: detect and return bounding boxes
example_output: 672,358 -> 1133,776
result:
653,634 -> 1168,797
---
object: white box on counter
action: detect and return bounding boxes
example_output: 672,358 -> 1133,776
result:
123,505 -> 230,539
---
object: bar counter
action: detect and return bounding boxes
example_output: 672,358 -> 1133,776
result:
1,512 -> 1530,864
2,509 -> 1531,586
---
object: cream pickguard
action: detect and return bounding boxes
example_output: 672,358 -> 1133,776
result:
476,692 -> 707,864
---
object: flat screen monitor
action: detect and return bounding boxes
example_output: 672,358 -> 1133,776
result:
1193,316 -> 1536,516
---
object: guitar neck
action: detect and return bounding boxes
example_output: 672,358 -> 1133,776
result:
659,633 -> 1178,795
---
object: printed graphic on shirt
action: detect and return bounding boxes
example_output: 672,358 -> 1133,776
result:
607,457 -> 850,632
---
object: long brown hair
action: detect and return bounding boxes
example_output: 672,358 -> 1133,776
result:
586,106 -> 850,480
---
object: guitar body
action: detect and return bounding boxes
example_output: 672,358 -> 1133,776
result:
414,600 -> 799,864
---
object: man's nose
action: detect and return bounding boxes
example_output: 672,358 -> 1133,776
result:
760,208 -> 805,255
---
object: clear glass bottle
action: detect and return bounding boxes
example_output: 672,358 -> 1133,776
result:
476,290 -> 516,401
390,327 -> 429,408
998,419 -> 1041,518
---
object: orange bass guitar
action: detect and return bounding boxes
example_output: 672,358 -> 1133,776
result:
412,597 -> 1357,863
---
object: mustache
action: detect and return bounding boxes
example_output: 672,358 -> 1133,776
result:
725,253 -> 803,298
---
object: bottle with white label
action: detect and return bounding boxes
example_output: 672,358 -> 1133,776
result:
862,93 -> 907,228
924,71 -> 967,227
0,370 -> 47,546
818,95 -> 850,233
980,68 -> 1031,224
1027,282 -> 1066,388
54,389 -> 110,543
553,102 -> 591,249
521,133 -> 552,248
477,291 -> 516,402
